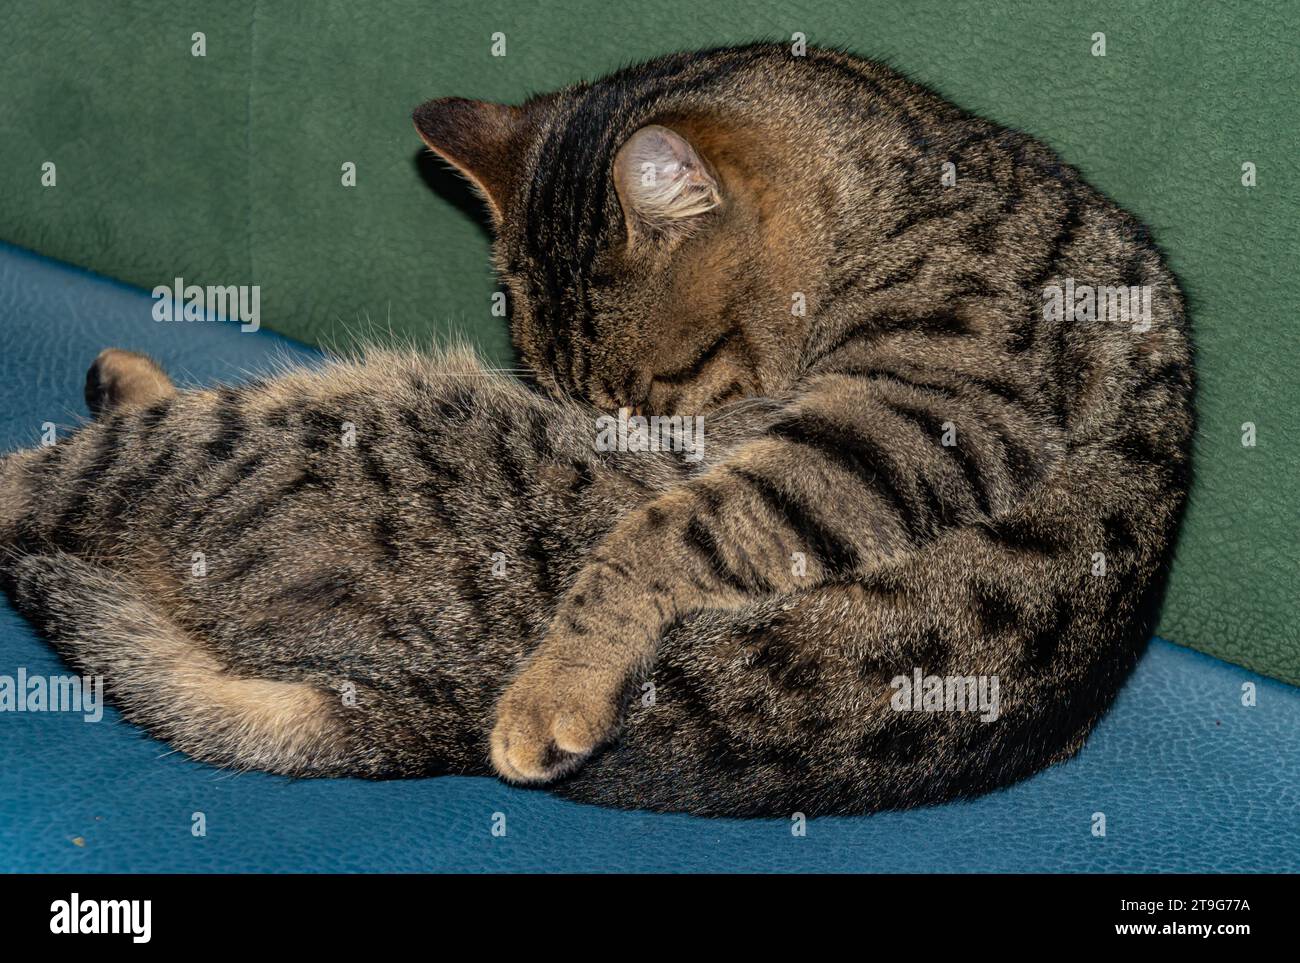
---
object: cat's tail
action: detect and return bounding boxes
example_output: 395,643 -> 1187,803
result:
550,456 -> 1177,817
2,551 -> 415,777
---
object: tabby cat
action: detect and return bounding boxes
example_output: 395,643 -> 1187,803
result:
0,44 -> 1192,816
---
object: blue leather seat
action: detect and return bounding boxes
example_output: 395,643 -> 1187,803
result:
1,242 -> 1296,873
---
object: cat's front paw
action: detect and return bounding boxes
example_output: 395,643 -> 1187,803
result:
489,654 -> 623,783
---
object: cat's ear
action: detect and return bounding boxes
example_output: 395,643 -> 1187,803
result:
613,125 -> 721,243
412,98 -> 528,223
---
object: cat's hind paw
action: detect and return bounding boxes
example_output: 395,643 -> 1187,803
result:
85,348 -> 175,416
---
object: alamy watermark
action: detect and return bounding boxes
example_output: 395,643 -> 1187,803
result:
890,668 -> 1000,722
50,894 -> 151,943
595,406 -> 705,462
1043,277 -> 1152,332
0,668 -> 103,722
152,276 -> 260,332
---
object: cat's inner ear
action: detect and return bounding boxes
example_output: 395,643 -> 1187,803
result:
613,125 -> 721,242
412,98 -> 523,222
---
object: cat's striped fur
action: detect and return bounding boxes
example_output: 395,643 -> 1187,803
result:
0,44 -> 1191,815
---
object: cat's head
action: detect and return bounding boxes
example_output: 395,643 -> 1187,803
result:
414,45 -> 867,415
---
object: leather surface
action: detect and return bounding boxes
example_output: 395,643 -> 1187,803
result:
1,1 -> 1297,682
0,244 -> 1297,872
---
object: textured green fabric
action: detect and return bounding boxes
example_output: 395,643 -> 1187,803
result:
1,0 -> 1296,683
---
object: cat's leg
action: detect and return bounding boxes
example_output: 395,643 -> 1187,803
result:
84,348 -> 175,417
0,349 -> 171,540
3,551 -> 422,776
490,478 -> 828,782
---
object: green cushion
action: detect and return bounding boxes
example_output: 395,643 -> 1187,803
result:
2,0 -> 1296,684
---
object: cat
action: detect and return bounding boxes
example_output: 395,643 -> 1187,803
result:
0,43 -> 1192,816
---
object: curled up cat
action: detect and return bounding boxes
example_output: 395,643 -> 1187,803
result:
0,44 -> 1193,816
